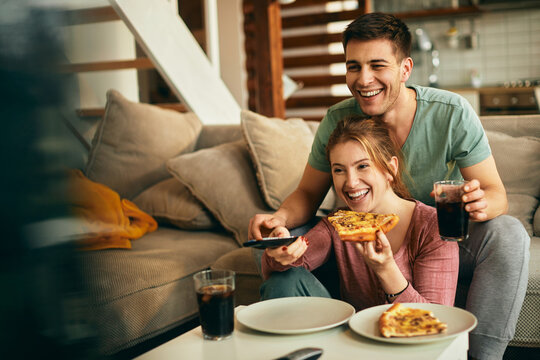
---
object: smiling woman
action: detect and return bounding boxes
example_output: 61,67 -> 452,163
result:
260,115 -> 459,313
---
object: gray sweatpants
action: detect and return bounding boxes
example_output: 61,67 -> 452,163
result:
256,215 -> 530,360
456,215 -> 530,360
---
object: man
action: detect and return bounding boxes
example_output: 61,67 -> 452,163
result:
248,13 -> 529,360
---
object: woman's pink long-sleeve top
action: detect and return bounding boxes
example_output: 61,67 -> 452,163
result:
261,201 -> 459,310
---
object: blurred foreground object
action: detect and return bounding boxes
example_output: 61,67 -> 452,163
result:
0,1 -> 96,358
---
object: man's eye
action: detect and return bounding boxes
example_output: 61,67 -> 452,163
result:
346,65 -> 360,71
332,168 -> 343,174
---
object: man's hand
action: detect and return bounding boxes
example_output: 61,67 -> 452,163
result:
265,236 -> 309,266
462,179 -> 488,221
248,213 -> 287,240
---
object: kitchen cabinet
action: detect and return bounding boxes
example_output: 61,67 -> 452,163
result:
373,1 -> 482,20
479,87 -> 538,115
449,87 -> 539,115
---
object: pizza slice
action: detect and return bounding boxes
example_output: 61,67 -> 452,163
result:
379,303 -> 448,338
327,210 -> 399,241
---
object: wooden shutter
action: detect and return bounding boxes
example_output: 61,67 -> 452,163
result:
243,0 -> 285,118
281,0 -> 368,121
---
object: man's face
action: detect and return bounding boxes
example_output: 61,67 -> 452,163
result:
345,39 -> 408,117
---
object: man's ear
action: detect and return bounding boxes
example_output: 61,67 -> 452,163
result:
401,57 -> 413,82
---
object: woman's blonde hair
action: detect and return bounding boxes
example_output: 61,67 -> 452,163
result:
326,115 -> 411,199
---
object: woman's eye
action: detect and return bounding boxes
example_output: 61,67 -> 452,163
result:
332,168 -> 343,174
358,164 -> 369,170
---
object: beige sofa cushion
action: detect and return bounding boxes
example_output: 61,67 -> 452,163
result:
85,89 -> 202,199
535,207 -> 540,236
132,177 -> 218,230
167,140 -> 271,245
241,110 -> 335,211
507,194 -> 539,237
79,227 -> 237,354
486,130 -> 540,199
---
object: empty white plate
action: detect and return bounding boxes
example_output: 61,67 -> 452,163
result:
236,297 -> 355,334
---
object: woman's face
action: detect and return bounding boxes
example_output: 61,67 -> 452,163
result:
330,140 -> 396,213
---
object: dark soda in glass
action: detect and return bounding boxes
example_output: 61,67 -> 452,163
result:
196,284 -> 235,339
436,201 -> 469,241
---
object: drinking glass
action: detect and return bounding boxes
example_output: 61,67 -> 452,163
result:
193,269 -> 235,340
434,180 -> 469,241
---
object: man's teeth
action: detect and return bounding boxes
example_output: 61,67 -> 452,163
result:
360,89 -> 382,97
348,190 -> 368,199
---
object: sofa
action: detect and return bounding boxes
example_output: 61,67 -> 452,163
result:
78,89 -> 539,356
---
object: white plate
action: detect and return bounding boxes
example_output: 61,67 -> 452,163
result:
236,297 -> 355,334
348,303 -> 477,344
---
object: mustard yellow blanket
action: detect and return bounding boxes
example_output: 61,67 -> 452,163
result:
69,169 -> 157,250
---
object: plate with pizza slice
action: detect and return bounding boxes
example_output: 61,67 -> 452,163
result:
348,302 -> 477,344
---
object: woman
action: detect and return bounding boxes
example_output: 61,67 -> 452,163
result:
260,116 -> 458,309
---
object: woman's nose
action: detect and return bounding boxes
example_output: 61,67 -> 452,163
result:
346,172 -> 359,187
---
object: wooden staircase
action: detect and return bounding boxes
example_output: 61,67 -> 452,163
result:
58,4 -> 198,119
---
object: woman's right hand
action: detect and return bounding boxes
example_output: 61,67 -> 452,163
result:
265,231 -> 309,266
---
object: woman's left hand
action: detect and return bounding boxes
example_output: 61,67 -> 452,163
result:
355,230 -> 394,272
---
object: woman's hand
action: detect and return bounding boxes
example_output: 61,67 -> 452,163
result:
265,233 -> 309,266
355,231 -> 395,272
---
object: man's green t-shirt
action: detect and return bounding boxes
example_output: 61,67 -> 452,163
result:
308,84 -> 491,206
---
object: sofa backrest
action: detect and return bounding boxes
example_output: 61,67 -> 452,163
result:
480,114 -> 540,138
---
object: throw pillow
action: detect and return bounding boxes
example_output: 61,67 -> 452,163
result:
132,177 -> 218,230
85,89 -> 202,199
506,194 -> 539,237
241,110 -> 335,211
167,140 -> 272,245
534,206 -> 540,237
486,130 -> 540,199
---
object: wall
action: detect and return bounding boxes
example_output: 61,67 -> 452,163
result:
407,8 -> 540,88
217,0 -> 248,109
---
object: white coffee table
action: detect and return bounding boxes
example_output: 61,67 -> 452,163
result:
136,306 -> 469,360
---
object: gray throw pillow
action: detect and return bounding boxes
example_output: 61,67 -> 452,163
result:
506,194 -> 539,237
85,89 -> 202,199
241,109 -> 335,211
167,141 -> 271,245
132,177 -> 218,230
486,130 -> 540,199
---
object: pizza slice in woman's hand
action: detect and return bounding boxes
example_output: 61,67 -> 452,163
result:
328,210 -> 399,241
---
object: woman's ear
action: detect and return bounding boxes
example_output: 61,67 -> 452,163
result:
387,156 -> 399,181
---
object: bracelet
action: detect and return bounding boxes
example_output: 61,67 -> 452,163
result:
385,281 -> 409,300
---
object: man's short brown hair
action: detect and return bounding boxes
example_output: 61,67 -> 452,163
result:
343,12 -> 412,61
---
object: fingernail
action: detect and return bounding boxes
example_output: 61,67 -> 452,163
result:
281,246 -> 287,251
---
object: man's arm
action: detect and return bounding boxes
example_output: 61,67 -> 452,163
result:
460,154 -> 507,221
248,164 -> 332,239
